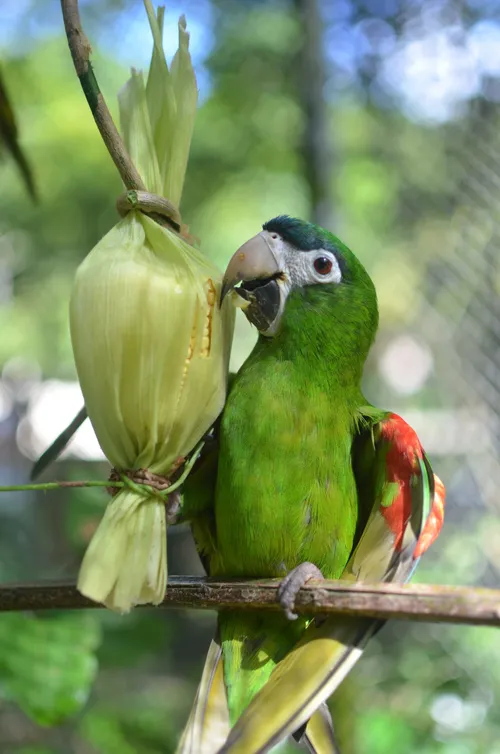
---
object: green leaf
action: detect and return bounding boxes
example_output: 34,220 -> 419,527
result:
0,612 -> 101,726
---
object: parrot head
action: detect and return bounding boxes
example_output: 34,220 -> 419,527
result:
221,216 -> 378,355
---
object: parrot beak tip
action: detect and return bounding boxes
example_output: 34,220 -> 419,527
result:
219,279 -> 236,306
220,233 -> 282,331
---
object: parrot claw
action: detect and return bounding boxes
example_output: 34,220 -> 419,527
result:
277,562 -> 324,620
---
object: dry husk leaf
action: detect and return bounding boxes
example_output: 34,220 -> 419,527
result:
70,3 -> 234,612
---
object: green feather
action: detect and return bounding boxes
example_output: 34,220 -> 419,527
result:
417,453 -> 433,532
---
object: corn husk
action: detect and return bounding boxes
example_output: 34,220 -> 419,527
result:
70,3 -> 234,613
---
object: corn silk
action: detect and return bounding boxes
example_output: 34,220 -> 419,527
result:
70,3 -> 235,612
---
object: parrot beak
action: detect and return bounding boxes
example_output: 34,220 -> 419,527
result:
220,233 -> 282,334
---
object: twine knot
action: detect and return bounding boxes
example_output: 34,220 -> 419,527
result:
106,462 -> 184,525
106,467 -> 172,498
116,189 -> 200,243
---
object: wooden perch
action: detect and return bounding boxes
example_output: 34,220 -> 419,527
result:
0,578 -> 499,626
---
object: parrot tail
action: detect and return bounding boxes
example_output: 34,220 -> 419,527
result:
295,703 -> 340,754
176,636 -> 230,754
218,611 -> 308,728
218,616 -> 379,754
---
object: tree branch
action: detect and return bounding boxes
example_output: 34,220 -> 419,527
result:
60,0 -> 145,191
1,578 -> 499,626
294,0 -> 335,228
60,0 -> 184,233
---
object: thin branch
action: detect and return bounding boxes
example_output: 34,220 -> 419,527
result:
2,441 -> 203,498
60,0 -> 145,191
0,481 -> 114,492
60,0 -> 183,234
1,578 -> 500,626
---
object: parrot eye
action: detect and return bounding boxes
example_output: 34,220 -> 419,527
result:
313,256 -> 333,275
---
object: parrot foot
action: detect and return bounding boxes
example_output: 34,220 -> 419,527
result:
277,562 -> 324,621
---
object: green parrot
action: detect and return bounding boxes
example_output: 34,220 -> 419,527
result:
177,215 -> 445,754
31,215 -> 445,753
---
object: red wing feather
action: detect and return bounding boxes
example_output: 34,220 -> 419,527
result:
378,412 -> 424,551
414,474 -> 446,558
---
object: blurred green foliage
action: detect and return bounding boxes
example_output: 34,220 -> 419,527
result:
1,0 -> 500,752
0,613 -> 100,726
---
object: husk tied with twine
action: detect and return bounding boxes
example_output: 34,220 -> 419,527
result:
70,3 -> 235,613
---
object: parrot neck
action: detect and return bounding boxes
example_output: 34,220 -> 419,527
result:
255,328 -> 367,394
256,289 -> 376,393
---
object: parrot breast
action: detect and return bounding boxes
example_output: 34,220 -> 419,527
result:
212,352 -> 361,581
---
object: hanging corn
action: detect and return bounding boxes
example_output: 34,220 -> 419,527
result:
69,2 -> 235,613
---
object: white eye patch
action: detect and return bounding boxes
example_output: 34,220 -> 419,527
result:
255,235 -> 344,337
285,248 -> 342,288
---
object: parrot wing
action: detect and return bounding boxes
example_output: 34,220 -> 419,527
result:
217,410 -> 445,754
